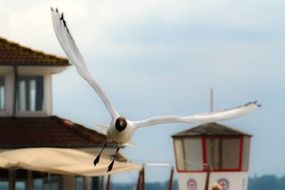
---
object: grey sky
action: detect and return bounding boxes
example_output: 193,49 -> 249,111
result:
1,0 -> 285,182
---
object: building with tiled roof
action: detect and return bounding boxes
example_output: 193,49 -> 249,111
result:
0,37 -> 129,190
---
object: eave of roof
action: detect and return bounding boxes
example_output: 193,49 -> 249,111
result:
0,116 -> 114,148
0,37 -> 69,66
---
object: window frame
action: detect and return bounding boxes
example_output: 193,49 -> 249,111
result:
205,136 -> 243,172
16,75 -> 45,114
173,137 -> 204,172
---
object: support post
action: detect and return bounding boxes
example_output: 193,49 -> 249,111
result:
13,66 -> 18,116
9,169 -> 15,190
27,170 -> 33,190
168,167 -> 174,190
136,167 -> 145,190
210,88 -> 214,112
106,175 -> 111,190
136,169 -> 142,190
141,167 -> 145,190
204,165 -> 211,190
83,177 -> 89,190
91,177 -> 99,190
100,176 -> 105,190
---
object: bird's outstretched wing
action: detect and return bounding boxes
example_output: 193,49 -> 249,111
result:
132,101 -> 261,128
51,8 -> 119,119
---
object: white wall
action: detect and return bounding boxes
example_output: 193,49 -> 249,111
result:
177,172 -> 249,190
0,65 -> 66,117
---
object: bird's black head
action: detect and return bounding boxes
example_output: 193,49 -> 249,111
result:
115,117 -> 127,132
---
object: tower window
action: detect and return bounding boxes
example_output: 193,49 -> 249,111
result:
173,137 -> 203,171
18,76 -> 44,111
206,137 -> 240,170
0,77 -> 5,111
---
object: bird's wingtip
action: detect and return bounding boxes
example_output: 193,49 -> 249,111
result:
244,100 -> 261,108
253,100 -> 262,107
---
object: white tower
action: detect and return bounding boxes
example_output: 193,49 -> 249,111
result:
172,122 -> 252,190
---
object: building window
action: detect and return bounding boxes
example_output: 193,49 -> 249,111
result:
173,138 -> 203,171
242,137 -> 251,171
43,174 -> 61,190
183,138 -> 203,171
206,138 -> 240,170
0,76 -> 5,111
33,178 -> 43,190
18,76 -> 44,111
0,181 -> 8,190
75,176 -> 84,190
76,177 -> 93,190
15,181 -> 26,190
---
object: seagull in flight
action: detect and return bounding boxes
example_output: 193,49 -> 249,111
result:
50,8 -> 261,172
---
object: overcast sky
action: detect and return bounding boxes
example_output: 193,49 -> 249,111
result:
1,0 -> 285,183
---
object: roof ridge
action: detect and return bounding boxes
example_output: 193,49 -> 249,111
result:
172,122 -> 252,137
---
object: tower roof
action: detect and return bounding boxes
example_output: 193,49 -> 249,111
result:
0,116 -> 112,148
172,122 -> 252,137
0,37 -> 69,66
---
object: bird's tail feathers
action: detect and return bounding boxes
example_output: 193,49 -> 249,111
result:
123,139 -> 136,148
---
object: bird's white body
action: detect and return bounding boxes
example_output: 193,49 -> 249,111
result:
106,119 -> 136,145
50,8 -> 261,147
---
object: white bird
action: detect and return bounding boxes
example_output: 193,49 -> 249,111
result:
50,8 -> 261,172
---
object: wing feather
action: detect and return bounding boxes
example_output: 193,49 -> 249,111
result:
51,8 -> 119,119
132,101 -> 260,128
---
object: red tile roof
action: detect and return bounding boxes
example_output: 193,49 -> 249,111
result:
0,116 -> 109,148
0,37 -> 69,66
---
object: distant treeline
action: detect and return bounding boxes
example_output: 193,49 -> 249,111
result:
109,175 -> 285,190
249,175 -> 285,190
108,181 -> 178,190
